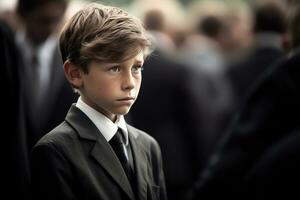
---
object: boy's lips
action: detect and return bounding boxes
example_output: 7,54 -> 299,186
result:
117,97 -> 135,101
116,97 -> 135,106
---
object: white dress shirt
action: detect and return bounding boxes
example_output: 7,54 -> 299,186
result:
75,97 -> 129,146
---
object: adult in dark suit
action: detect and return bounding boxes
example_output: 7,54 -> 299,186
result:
0,19 -> 30,199
30,3 -> 167,200
187,48 -> 300,199
244,129 -> 300,199
15,0 -> 77,151
187,2 -> 300,198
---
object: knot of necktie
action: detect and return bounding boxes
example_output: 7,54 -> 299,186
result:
110,129 -> 125,145
109,129 -> 128,164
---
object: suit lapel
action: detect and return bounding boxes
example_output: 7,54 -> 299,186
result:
128,125 -> 148,200
65,105 -> 135,200
91,138 -> 135,200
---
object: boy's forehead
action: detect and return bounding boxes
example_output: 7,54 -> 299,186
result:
100,51 -> 145,65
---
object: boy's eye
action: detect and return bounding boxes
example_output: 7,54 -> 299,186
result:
132,65 -> 143,73
109,66 -> 121,73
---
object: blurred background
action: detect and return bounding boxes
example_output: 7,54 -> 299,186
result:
0,0 -> 291,199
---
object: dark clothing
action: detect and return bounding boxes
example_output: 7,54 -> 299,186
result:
245,129 -> 300,199
0,20 -> 30,198
188,48 -> 300,199
21,45 -> 78,151
228,46 -> 285,107
129,51 -> 204,200
31,105 -> 167,200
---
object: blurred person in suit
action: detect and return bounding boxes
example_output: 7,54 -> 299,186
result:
15,0 -> 77,151
0,19 -> 30,199
228,0 -> 289,109
186,1 -> 300,199
142,9 -> 176,56
177,2 -> 236,167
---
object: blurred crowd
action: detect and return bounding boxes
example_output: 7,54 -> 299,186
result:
1,0 -> 300,199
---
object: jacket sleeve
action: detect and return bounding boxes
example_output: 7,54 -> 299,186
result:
30,143 -> 77,200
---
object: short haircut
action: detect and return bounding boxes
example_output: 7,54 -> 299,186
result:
59,3 -> 152,73
17,0 -> 68,15
253,1 -> 287,33
198,15 -> 224,39
144,9 -> 165,31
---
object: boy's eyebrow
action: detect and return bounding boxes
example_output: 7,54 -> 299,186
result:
134,56 -> 144,64
134,60 -> 143,65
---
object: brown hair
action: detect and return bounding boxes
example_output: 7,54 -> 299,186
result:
59,3 -> 152,73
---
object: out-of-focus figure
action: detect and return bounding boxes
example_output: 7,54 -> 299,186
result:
186,0 -> 300,199
228,0 -> 289,108
176,0 -> 236,166
15,0 -> 77,151
0,18 -> 30,199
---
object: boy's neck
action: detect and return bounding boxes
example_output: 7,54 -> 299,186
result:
79,96 -> 119,122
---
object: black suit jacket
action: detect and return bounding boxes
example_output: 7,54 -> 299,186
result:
30,105 -> 167,200
188,48 -> 300,199
0,20 -> 30,199
245,129 -> 300,199
228,46 -> 285,107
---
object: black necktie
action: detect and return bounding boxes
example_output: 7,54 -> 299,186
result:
109,129 -> 133,183
30,53 -> 40,97
26,53 -> 41,127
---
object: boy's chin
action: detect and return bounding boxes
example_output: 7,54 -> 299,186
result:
114,107 -> 131,115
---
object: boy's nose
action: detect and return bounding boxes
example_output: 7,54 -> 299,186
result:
122,72 -> 135,90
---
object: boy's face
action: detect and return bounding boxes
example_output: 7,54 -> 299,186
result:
80,52 -> 144,121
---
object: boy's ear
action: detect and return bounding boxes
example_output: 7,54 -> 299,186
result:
63,61 -> 83,89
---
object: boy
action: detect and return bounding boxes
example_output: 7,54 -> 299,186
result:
30,3 -> 167,200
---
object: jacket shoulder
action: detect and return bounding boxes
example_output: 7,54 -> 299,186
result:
34,121 -> 77,149
127,124 -> 162,156
128,124 -> 157,144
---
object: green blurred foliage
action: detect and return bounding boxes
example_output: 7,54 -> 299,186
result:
93,0 -> 134,6
90,0 -> 250,8
177,0 -> 250,7
177,0 -> 194,7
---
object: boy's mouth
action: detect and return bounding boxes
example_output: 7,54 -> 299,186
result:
118,97 -> 135,101
117,97 -> 135,104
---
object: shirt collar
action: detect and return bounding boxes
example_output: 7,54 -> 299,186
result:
75,97 -> 129,145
